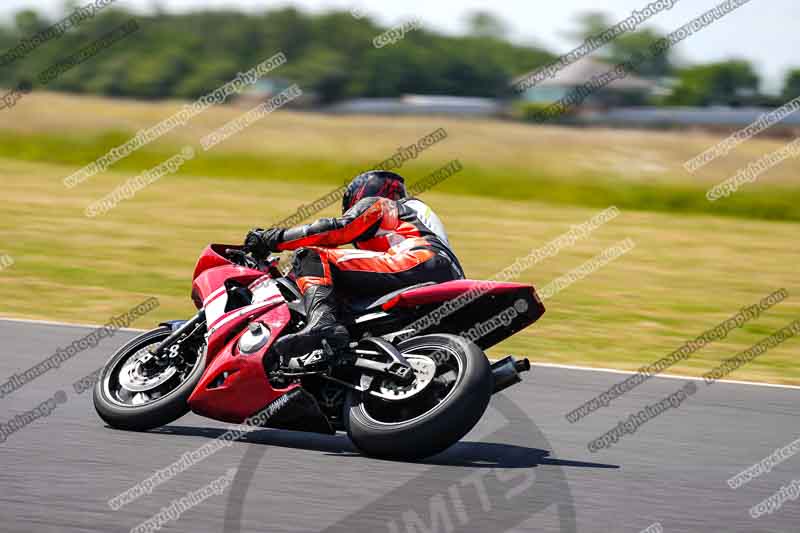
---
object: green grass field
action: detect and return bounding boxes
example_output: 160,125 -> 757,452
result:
1,91 -> 798,384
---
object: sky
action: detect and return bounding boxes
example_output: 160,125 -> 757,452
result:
1,0 -> 797,93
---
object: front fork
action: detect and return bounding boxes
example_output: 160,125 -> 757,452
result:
149,310 -> 206,357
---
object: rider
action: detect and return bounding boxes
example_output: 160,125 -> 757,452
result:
245,170 -> 464,362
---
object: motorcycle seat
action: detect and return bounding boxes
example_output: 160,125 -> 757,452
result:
345,282 -> 436,315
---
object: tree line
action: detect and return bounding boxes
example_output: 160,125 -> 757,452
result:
0,6 -> 797,106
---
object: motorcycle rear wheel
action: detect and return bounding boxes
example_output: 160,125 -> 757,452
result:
344,333 -> 492,460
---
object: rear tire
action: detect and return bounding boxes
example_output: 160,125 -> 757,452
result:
345,334 -> 492,460
93,327 -> 205,431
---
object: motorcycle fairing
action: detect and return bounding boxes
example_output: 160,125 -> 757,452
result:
380,279 -> 546,349
188,301 -> 297,424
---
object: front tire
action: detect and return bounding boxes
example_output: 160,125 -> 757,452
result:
345,334 -> 492,460
93,327 -> 205,431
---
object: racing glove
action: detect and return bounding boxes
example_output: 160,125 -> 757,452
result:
244,228 -> 284,258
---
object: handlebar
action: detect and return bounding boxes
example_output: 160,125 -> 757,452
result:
225,248 -> 278,273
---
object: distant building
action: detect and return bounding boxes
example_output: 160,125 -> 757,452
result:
235,77 -> 316,107
326,94 -> 502,117
512,57 -> 657,111
579,106 -> 800,135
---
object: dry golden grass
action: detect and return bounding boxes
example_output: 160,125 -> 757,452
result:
5,90 -> 800,189
1,152 -> 798,384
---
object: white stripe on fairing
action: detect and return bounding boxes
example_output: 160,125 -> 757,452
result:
203,286 -> 227,306
207,301 -> 276,331
248,275 -> 272,290
2,316 -> 800,391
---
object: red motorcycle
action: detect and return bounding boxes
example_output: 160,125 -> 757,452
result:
94,244 -> 545,460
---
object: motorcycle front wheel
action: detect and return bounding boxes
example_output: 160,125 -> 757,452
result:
344,333 -> 492,460
93,326 -> 205,431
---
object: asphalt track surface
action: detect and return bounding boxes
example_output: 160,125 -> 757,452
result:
1,318 -> 798,533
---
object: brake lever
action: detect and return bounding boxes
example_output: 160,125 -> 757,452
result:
225,248 -> 252,268
265,255 -> 284,277
244,251 -> 271,271
228,247 -> 277,273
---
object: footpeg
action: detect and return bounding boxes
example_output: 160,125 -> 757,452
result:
287,349 -> 326,370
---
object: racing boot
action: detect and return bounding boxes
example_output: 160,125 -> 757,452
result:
273,284 -> 350,368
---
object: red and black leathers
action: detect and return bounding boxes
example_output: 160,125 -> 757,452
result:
274,196 -> 464,299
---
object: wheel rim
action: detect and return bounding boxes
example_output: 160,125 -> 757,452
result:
373,355 -> 437,401
359,343 -> 464,426
103,335 -> 203,408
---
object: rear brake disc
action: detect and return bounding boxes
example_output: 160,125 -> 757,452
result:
372,355 -> 436,401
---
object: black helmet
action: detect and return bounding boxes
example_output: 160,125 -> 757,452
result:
342,170 -> 407,213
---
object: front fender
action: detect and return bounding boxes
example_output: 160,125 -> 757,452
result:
159,320 -> 188,331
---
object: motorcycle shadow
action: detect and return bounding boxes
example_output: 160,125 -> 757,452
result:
150,425 -> 619,470
411,441 -> 619,470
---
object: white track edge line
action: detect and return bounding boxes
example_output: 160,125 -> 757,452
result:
531,362 -> 800,391
0,316 -> 146,333
2,316 -> 799,391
